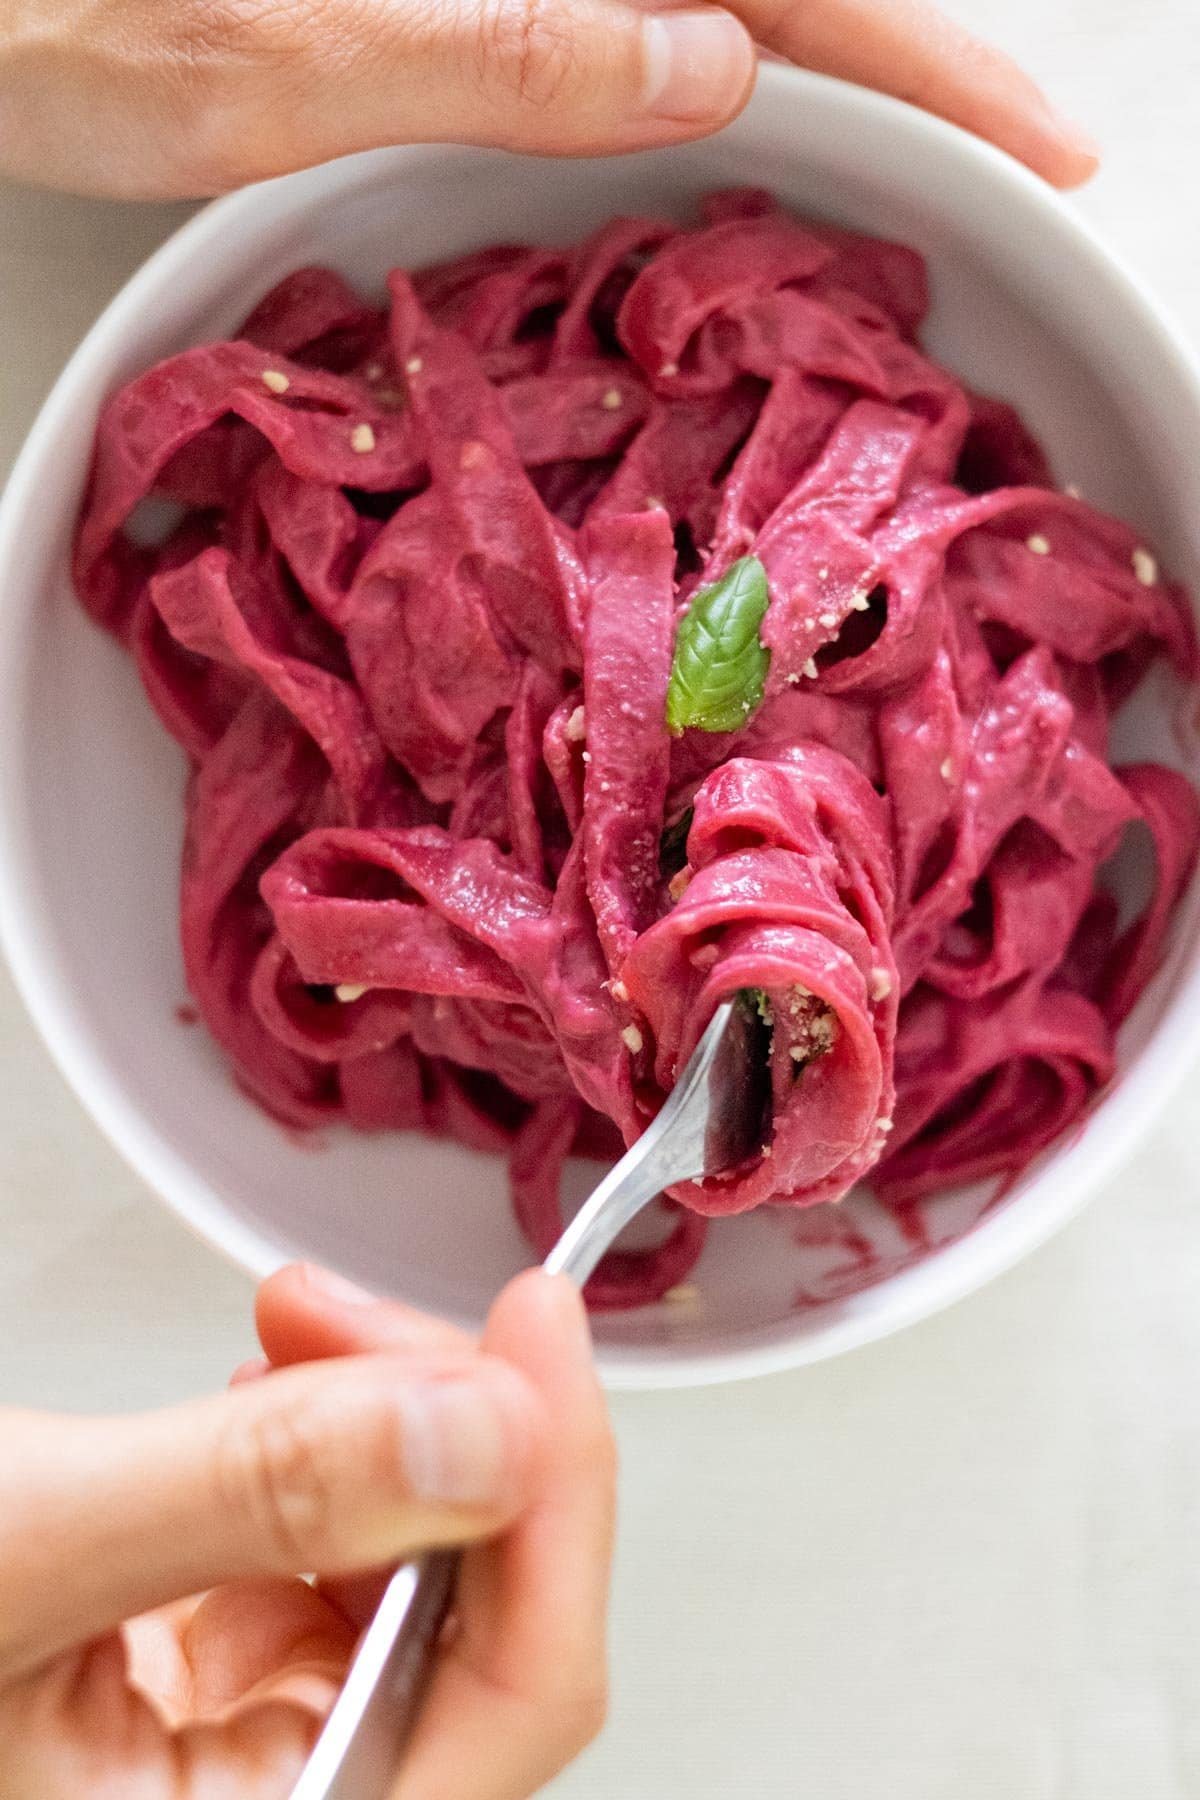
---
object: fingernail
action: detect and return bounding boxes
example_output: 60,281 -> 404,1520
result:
1049,111 -> 1100,162
298,1263 -> 376,1306
1035,95 -> 1101,163
642,8 -> 754,124
399,1373 -> 530,1508
536,1270 -> 594,1356
229,1356 -> 271,1387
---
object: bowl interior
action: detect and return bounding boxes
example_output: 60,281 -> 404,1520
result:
5,69 -> 1200,1385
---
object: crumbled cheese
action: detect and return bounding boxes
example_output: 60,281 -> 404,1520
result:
601,388 -> 623,411
760,1143 -> 773,1158
334,983 -> 368,1003
645,495 -> 666,512
659,361 -> 679,378
940,757 -> 954,781
621,1024 -> 644,1054
610,978 -> 629,1002
564,705 -> 587,743
404,355 -> 423,374
580,749 -> 592,763
785,672 -> 801,685
1026,533 -> 1051,556
261,369 -> 290,394
1065,482 -> 1082,499
785,986 -> 837,1069
849,590 -> 871,611
869,967 -> 892,1001
689,943 -> 719,970
817,565 -> 829,581
664,1283 -> 700,1306
801,657 -> 819,680
877,1116 -> 894,1133
1132,546 -> 1158,587
350,423 -> 376,454
819,612 -> 838,629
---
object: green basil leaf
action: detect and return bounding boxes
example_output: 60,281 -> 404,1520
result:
665,555 -> 771,735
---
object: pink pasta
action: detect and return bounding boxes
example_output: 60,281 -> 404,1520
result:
74,189 -> 1200,1306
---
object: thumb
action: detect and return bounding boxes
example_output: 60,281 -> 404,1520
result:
0,1352 -> 543,1682
3,0 -> 757,198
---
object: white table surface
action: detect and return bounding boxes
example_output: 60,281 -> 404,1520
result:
3,4 -> 1200,1794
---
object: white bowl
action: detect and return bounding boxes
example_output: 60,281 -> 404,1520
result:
3,65 -> 1200,1388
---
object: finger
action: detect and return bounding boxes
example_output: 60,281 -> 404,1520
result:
397,1270 -> 616,1800
230,1357 -> 272,1386
740,0 -> 1099,188
0,0 -> 756,199
256,1263 -> 472,1366
0,1351 -> 545,1682
180,1578 -> 357,1714
118,1577 -> 354,1725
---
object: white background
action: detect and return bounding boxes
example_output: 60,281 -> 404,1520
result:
3,4 -> 1200,1794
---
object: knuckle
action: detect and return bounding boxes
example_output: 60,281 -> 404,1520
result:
157,0 -> 349,188
216,1392 -> 344,1568
478,0 -> 582,113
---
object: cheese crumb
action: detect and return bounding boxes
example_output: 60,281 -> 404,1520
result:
611,978 -> 629,1002
817,565 -> 829,581
601,388 -> 623,411
350,423 -> 376,454
1065,482 -> 1082,499
580,749 -> 592,764
1132,546 -> 1158,587
818,612 -> 838,629
849,590 -> 871,611
940,757 -> 954,781
1026,533 -> 1051,556
877,1116 -> 894,1133
621,1024 -> 644,1054
565,705 -> 587,743
869,967 -> 892,1001
335,983 -> 368,1003
404,355 -> 423,374
801,657 -> 819,680
664,1283 -> 700,1307
261,369 -> 290,394
659,361 -> 679,378
645,495 -> 666,512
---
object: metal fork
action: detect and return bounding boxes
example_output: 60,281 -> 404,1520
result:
288,997 -> 769,1800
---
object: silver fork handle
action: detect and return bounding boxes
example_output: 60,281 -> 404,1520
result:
287,1004 -> 736,1800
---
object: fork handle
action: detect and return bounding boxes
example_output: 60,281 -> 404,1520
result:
285,1007 -> 739,1800
283,1148 -> 656,1800
286,1551 -> 457,1800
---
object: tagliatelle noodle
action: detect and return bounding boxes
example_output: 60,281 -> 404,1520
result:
74,190 -> 1200,1307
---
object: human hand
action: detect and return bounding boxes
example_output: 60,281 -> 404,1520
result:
0,1263 -> 615,1800
0,0 -> 1096,199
